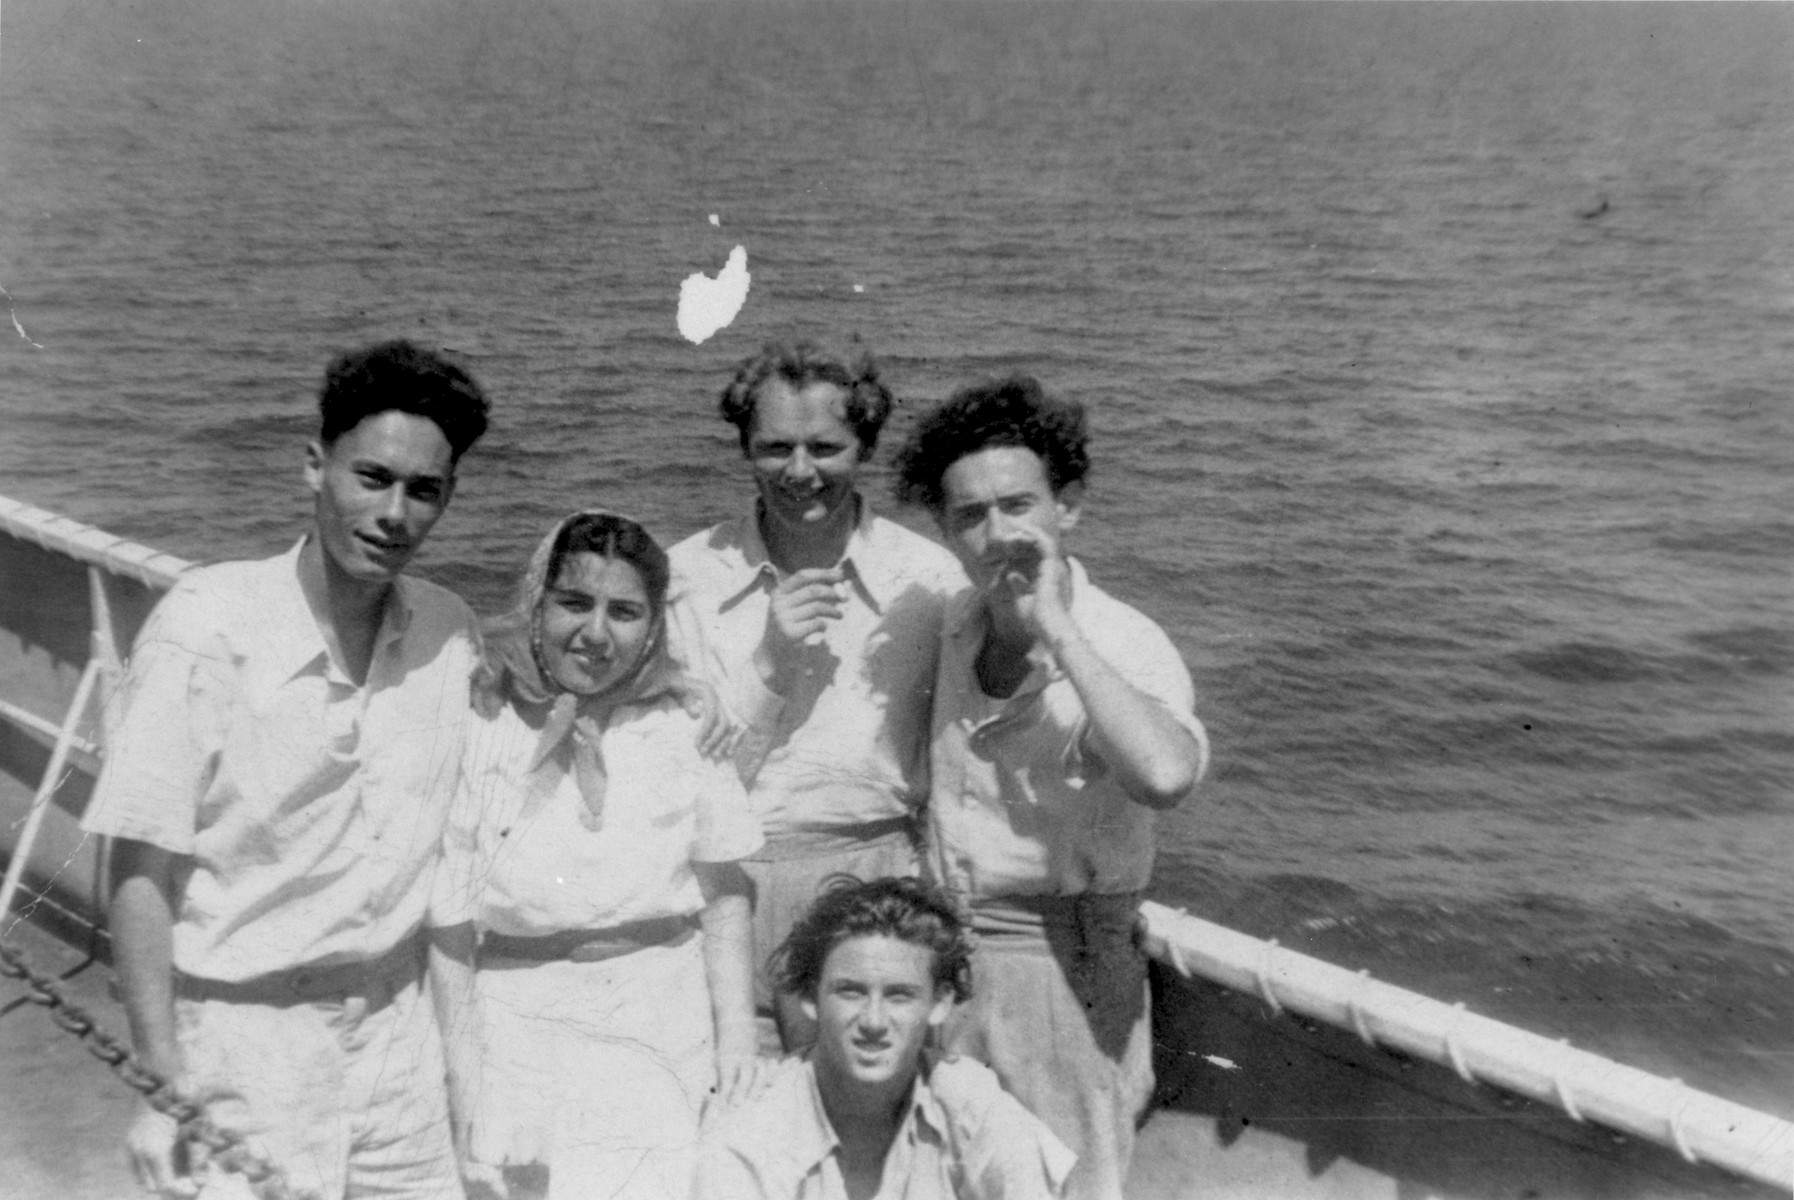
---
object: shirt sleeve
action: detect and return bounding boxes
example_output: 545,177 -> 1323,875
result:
692,739 -> 764,864
693,1133 -> 774,1200
931,1058 -> 1078,1200
966,1092 -> 1077,1200
1077,607 -> 1210,785
665,567 -> 790,776
81,576 -> 228,855
692,1062 -> 810,1200
427,728 -> 484,929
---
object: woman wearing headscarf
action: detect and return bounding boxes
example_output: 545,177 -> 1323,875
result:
428,511 -> 764,1200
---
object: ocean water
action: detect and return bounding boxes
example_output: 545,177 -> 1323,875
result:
2,0 -> 1790,1119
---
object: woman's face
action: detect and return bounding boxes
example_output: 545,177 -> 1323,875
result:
538,551 -> 655,696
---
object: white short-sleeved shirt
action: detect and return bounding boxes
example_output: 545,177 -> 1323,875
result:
666,498 -> 966,837
926,558 -> 1208,899
81,540 -> 480,981
696,1054 -> 1075,1200
432,694 -> 763,937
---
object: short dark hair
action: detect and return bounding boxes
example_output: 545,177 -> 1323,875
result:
545,513 -> 671,616
892,374 -> 1089,513
718,340 -> 893,461
775,876 -> 973,1004
318,340 -> 490,462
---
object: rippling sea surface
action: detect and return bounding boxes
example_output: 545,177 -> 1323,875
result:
2,0 -> 1790,1117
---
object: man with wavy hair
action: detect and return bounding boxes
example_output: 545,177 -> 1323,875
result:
667,340 -> 965,1051
892,375 -> 1209,1200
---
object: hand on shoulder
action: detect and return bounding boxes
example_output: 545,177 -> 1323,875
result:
702,1053 -> 803,1128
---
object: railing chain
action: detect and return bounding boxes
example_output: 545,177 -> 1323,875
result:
0,932 -> 295,1200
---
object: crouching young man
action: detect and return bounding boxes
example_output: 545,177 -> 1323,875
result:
694,876 -> 1074,1200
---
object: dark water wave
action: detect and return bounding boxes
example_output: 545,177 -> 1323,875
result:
1513,641 -> 1666,685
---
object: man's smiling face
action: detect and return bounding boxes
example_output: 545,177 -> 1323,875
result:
746,378 -> 864,542
305,409 -> 455,585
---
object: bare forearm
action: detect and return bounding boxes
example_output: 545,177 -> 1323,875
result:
1043,623 -> 1202,810
426,924 -> 482,1152
994,533 -> 1203,810
108,844 -> 183,1081
668,599 -> 786,739
427,925 -> 478,1057
696,867 -> 758,1062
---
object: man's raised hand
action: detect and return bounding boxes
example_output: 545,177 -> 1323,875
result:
986,526 -> 1076,647
754,567 -> 848,690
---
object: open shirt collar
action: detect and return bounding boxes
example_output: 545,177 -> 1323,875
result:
717,494 -> 895,615
266,538 -> 415,686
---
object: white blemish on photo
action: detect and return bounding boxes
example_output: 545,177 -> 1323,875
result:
676,245 -> 750,345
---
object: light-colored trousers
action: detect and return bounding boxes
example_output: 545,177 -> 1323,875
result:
177,970 -> 461,1200
942,894 -> 1153,1200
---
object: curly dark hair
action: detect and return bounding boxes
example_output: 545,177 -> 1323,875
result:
774,876 -> 974,1004
891,374 -> 1089,512
718,340 -> 893,461
318,340 -> 490,462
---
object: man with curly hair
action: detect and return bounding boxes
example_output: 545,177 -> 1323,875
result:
695,876 -> 1073,1199
667,340 -> 966,1052
892,375 -> 1209,1200
84,341 -> 491,1199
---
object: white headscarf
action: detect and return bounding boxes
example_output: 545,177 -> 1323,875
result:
473,510 -> 687,830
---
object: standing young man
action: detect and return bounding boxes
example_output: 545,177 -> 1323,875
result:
667,341 -> 965,1049
892,375 -> 1208,1200
84,341 -> 491,1200
695,876 -> 1074,1200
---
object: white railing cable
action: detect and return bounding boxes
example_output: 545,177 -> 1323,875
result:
0,493 -> 192,589
1138,902 -> 1794,1194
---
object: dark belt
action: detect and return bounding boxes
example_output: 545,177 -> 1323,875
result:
743,817 -> 917,863
480,915 -> 697,965
174,937 -> 423,1008
964,892 -> 1145,946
